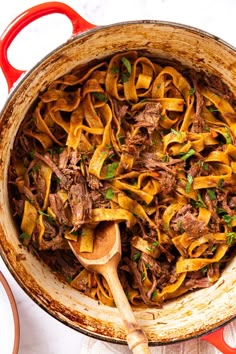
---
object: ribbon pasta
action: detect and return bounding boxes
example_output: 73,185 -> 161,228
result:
9,51 -> 236,308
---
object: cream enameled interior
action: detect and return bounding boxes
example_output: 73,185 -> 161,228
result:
0,22 -> 236,343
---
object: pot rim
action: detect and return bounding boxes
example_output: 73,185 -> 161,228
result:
1,18 -> 235,114
1,18 -> 236,346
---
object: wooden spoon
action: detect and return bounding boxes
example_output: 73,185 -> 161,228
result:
68,221 -> 151,354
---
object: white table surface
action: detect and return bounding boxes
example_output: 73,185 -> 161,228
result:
0,1 -> 236,353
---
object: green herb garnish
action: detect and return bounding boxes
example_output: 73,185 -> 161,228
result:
226,232 -> 236,246
151,290 -> 157,300
121,72 -> 130,83
139,98 -> 147,103
110,66 -> 119,74
162,155 -> 169,162
141,272 -> 146,281
222,214 -> 236,226
218,178 -> 224,190
152,241 -> 159,247
201,266 -> 208,276
121,57 -> 132,74
216,207 -> 226,215
104,162 -> 119,179
180,148 -> 195,161
212,245 -> 217,253
93,92 -> 107,102
38,210 -> 54,222
19,232 -> 31,240
171,128 -> 182,138
188,87 -> 195,96
133,251 -> 141,262
202,162 -> 209,171
203,124 -> 210,132
208,106 -> 219,113
207,188 -> 216,200
146,246 -> 154,253
185,174 -> 193,193
196,193 -> 207,208
66,276 -> 73,284
223,131 -> 232,144
105,188 -> 114,200
177,221 -> 184,233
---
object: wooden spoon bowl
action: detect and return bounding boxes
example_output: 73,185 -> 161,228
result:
69,221 -> 151,354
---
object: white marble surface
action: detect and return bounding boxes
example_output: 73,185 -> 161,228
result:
0,1 -> 236,353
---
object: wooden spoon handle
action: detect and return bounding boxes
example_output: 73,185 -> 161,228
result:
127,330 -> 151,353
132,342 -> 152,354
103,267 -> 151,354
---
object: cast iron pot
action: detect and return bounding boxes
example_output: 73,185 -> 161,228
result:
0,2 -> 236,352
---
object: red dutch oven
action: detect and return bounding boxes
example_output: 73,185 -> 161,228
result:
0,2 -> 236,353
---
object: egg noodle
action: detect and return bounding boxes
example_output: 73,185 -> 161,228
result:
9,51 -> 236,307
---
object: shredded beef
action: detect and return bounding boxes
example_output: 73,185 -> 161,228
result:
133,102 -> 162,134
125,257 -> 160,306
35,152 -> 69,189
190,77 -> 205,133
171,204 -> 209,238
39,249 -> 82,278
23,186 -> 40,209
184,277 -> 212,290
68,176 -> 92,229
141,253 -> 162,274
158,171 -> 176,194
137,152 -> 182,173
49,193 -> 70,225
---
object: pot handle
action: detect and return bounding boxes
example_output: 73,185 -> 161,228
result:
0,1 -> 95,90
0,272 -> 20,354
202,327 -> 236,353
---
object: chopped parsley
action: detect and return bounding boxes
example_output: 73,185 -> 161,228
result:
212,245 -> 217,253
66,276 -> 73,284
171,128 -> 182,138
139,98 -> 147,103
195,193 -> 207,208
121,72 -> 130,83
207,106 -> 219,113
222,214 -> 236,227
93,92 -> 107,102
110,66 -> 119,74
207,188 -> 216,201
120,56 -> 132,83
203,124 -> 210,132
188,87 -> 195,96
177,221 -> 184,233
226,232 -> 236,246
222,131 -> 232,144
201,266 -> 208,276
152,241 -> 159,247
105,188 -> 114,200
185,174 -> 193,193
141,272 -> 146,281
121,57 -> 132,74
216,207 -> 226,215
133,251 -> 141,262
19,232 -> 31,240
218,178 -> 224,190
180,149 -> 195,161
104,162 -> 119,179
162,155 -> 169,162
38,210 -> 54,222
202,162 -> 209,171
146,246 -> 154,253
151,290 -> 157,300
